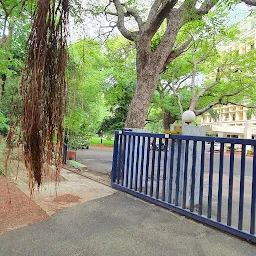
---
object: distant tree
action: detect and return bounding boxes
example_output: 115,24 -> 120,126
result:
66,39 -> 107,137
157,29 -> 256,128
100,36 -> 136,133
0,0 -> 33,97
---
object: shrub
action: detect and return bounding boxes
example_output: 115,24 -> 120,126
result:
0,113 -> 9,136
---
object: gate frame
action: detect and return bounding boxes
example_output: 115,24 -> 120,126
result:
111,130 -> 256,243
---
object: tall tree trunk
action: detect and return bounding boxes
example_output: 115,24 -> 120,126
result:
163,111 -> 171,131
125,39 -> 160,128
125,69 -> 158,128
163,110 -> 177,131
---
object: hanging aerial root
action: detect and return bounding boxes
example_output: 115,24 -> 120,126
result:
20,0 -> 69,193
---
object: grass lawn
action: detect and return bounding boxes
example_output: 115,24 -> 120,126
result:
89,137 -> 114,147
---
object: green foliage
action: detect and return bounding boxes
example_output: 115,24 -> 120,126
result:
100,36 -> 136,134
0,112 -> 9,136
155,11 -> 256,124
68,136 -> 90,150
0,75 -> 22,118
0,0 -> 33,138
151,20 -> 166,52
66,39 -> 108,137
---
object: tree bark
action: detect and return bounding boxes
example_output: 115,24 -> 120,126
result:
125,63 -> 158,128
163,110 -> 177,131
125,15 -> 182,128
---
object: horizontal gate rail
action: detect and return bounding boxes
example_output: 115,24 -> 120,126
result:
111,130 -> 256,243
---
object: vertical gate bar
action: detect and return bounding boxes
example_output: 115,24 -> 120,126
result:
150,138 -> 157,197
129,136 -> 136,189
182,140 -> 190,209
111,131 -> 119,185
168,139 -> 175,203
238,144 -> 246,230
175,140 -> 182,206
125,135 -> 132,187
250,149 -> 256,235
134,136 -> 141,191
117,134 -> 123,184
162,137 -> 169,201
227,144 -> 235,226
217,143 -> 225,222
199,141 -> 205,215
121,135 -> 127,186
139,136 -> 146,193
144,137 -> 151,195
156,138 -> 162,199
190,141 -> 197,212
207,142 -> 214,219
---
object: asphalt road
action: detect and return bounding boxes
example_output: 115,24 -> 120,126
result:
77,146 -> 254,177
77,147 -> 113,174
1,192 -> 255,256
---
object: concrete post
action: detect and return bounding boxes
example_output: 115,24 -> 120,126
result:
166,125 -> 206,207
244,123 -> 253,152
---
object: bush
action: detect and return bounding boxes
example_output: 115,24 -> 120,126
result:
68,136 -> 90,150
0,113 -> 9,136
247,149 -> 254,154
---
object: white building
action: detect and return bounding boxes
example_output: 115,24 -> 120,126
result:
200,104 -> 256,139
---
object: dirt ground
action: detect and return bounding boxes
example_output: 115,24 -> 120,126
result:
0,146 -> 113,236
0,175 -> 48,236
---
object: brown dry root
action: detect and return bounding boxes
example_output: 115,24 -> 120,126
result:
20,0 -> 69,193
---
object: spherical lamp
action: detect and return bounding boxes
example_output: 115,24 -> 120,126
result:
182,110 -> 196,124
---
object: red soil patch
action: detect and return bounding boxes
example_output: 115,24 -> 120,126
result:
0,175 -> 48,236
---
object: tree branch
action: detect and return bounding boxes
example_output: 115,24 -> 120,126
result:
190,50 -> 197,102
112,0 -> 137,41
181,0 -> 197,11
144,0 -> 178,37
171,87 -> 184,117
122,3 -> 143,29
196,68 -> 221,99
0,0 -> 8,15
225,102 -> 256,108
194,100 -> 220,116
161,38 -> 192,73
147,0 -> 162,23
176,93 -> 184,117
106,3 -> 143,29
242,0 -> 256,6
196,0 -> 219,16
195,87 -> 247,116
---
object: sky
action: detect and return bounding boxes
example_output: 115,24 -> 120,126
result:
226,2 -> 253,25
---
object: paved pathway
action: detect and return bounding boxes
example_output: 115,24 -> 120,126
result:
0,183 -> 255,256
77,147 -> 113,174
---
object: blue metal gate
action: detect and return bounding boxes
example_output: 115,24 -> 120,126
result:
111,130 -> 256,243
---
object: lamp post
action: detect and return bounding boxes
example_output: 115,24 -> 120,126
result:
182,110 -> 196,124
166,109 -> 205,206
